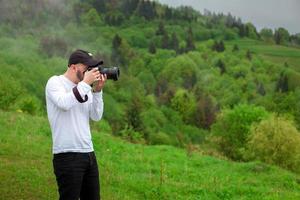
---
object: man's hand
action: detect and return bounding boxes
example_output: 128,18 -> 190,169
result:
83,68 -> 100,85
93,74 -> 107,92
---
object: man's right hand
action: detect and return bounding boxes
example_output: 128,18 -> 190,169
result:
83,68 -> 101,85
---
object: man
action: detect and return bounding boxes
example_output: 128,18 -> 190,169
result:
45,49 -> 107,200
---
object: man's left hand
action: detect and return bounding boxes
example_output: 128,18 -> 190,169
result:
93,74 -> 107,92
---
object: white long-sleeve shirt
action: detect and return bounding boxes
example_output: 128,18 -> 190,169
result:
45,75 -> 103,154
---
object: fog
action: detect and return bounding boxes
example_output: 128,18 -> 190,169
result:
158,0 -> 300,34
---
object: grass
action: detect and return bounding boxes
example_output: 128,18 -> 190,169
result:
226,39 -> 300,72
1,110 -> 300,199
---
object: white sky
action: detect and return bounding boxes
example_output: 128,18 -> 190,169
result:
158,0 -> 300,34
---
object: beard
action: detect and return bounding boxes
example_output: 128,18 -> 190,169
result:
76,70 -> 84,82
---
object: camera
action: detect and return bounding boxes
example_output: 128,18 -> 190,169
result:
88,66 -> 120,81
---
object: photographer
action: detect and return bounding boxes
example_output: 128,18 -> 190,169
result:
45,49 -> 107,200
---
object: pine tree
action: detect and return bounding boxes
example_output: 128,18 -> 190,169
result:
246,49 -> 252,60
185,27 -> 195,52
232,44 -> 239,52
112,34 -> 122,64
162,32 -> 169,49
148,40 -> 156,54
216,59 -> 226,75
170,32 -> 179,53
156,21 -> 166,35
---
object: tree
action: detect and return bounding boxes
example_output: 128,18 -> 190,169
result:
137,0 -> 157,20
194,94 -> 218,129
170,32 -> 179,54
247,115 -> 300,173
260,28 -> 273,42
276,72 -> 289,93
246,49 -> 252,60
121,0 -> 139,17
161,32 -> 170,49
80,8 -> 102,26
111,34 -> 122,64
212,104 -> 269,160
274,27 -> 290,45
156,21 -> 166,35
126,92 -> 145,133
185,27 -> 195,52
171,89 -> 196,124
212,40 -> 225,52
232,44 -> 239,52
148,40 -> 156,54
216,59 -> 226,75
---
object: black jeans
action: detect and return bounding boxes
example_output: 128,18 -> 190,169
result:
53,152 -> 100,200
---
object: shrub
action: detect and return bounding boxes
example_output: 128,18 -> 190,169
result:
246,115 -> 300,173
212,104 -> 269,160
16,95 -> 42,115
149,131 -> 173,145
0,75 -> 23,110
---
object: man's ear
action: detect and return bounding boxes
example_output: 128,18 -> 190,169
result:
69,64 -> 77,71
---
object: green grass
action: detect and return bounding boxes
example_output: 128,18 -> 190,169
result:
1,110 -> 300,199
226,39 -> 300,72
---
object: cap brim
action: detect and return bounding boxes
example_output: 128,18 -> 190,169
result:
85,59 -> 103,67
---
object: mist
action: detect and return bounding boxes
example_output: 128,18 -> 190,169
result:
157,0 -> 300,34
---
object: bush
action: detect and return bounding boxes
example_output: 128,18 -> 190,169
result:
246,115 -> 300,173
212,104 -> 269,160
0,74 -> 23,110
15,95 -> 42,115
119,126 -> 145,144
149,131 -> 173,145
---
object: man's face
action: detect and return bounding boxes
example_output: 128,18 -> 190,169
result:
75,63 -> 88,82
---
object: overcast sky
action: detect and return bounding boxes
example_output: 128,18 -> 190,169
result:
157,0 -> 300,34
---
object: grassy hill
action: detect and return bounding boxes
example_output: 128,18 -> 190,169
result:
1,110 -> 300,200
226,39 -> 300,72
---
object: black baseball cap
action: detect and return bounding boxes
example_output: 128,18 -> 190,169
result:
68,49 -> 103,67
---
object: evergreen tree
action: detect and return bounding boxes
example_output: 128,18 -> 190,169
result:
156,21 -> 166,35
276,72 -> 289,93
112,34 -> 122,64
162,32 -> 169,49
170,32 -> 179,53
232,44 -> 239,52
185,27 -> 195,52
137,0 -> 157,20
212,40 -> 225,52
165,6 -> 173,19
121,0 -> 139,17
148,40 -> 156,54
216,59 -> 226,75
246,49 -> 252,60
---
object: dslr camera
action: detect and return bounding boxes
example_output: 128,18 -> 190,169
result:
88,65 -> 120,81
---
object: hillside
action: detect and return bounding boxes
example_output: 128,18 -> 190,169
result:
1,0 -> 300,198
1,111 -> 300,199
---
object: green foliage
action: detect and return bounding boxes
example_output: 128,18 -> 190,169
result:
260,28 -> 273,42
171,89 -> 196,124
212,104 -> 269,160
39,36 -> 68,57
149,131 -> 173,145
0,75 -> 23,110
274,27 -> 290,45
15,95 -> 42,115
80,8 -> 103,26
246,115 -> 300,173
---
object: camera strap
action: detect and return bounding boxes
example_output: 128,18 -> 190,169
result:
72,86 -> 88,103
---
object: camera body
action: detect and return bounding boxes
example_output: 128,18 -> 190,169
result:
88,66 -> 120,81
